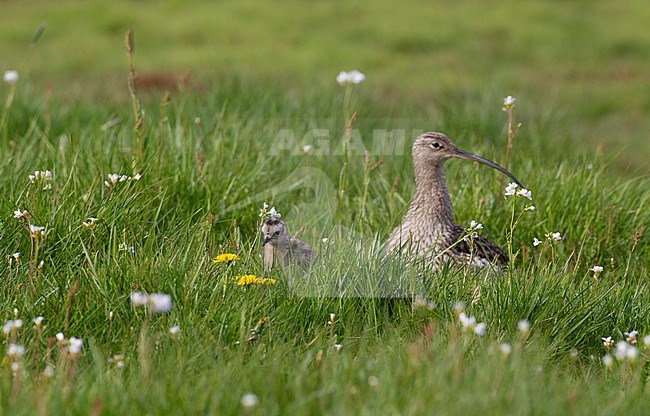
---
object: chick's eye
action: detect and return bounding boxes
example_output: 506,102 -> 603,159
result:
430,142 -> 442,150
274,231 -> 281,236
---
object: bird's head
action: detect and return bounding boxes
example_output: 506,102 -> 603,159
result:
261,218 -> 286,246
413,132 -> 524,187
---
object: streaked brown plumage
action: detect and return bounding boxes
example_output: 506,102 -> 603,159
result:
261,218 -> 314,270
385,132 -> 524,268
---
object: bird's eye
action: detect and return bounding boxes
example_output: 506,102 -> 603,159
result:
274,231 -> 280,236
430,141 -> 442,150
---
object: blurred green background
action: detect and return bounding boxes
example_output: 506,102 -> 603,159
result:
2,0 -> 649,174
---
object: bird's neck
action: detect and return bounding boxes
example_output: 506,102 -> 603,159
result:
408,162 -> 454,228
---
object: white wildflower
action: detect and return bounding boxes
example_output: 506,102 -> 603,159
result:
134,173 -> 142,180
240,393 -> 259,408
614,341 -> 638,361
413,295 -> 436,310
545,232 -> 561,242
169,325 -> 180,335
12,253 -> 20,259
503,95 -> 516,109
602,354 -> 613,367
347,70 -> 365,84
3,70 -> 19,85
68,337 -> 83,354
336,70 -> 366,85
517,319 -> 530,333
33,316 -> 44,326
268,207 -> 281,219
14,209 -> 25,219
259,202 -> 282,220
602,336 -> 614,349
458,311 -> 486,336
459,312 -> 476,329
28,170 -> 53,190
7,343 -> 25,358
303,144 -> 313,154
108,354 -> 125,367
625,330 -> 638,345
469,220 -> 483,230
590,265 -> 603,277
626,346 -> 639,361
55,332 -> 65,342
643,335 -> 650,347
524,205 -> 535,211
504,182 -> 518,196
452,301 -> 466,313
499,343 -> 512,356
130,292 -> 172,313
29,225 -> 45,237
533,238 -> 541,247
336,71 -> 347,85
118,242 -> 135,253
334,343 -> 343,351
516,188 -> 532,200
2,320 -> 15,335
464,220 -> 483,240
130,292 -> 147,306
105,173 -> 120,187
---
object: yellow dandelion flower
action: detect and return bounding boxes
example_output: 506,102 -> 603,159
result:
213,253 -> 240,264
236,275 -> 276,286
236,274 -> 257,285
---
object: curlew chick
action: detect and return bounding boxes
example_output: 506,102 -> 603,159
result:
385,132 -> 524,268
261,218 -> 314,270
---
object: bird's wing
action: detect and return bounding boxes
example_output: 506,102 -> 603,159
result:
449,225 -> 508,266
289,237 -> 314,269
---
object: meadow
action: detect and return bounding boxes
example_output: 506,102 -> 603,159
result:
1,1 -> 649,414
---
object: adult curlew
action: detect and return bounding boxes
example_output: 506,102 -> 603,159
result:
261,218 -> 314,270
385,132 -> 524,268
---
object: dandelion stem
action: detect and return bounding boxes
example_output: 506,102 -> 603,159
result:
125,29 -> 144,161
342,85 -> 352,121
337,112 -> 357,226
0,84 -> 16,134
498,101 -> 519,202
623,229 -> 641,279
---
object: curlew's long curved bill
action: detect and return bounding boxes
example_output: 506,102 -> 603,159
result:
451,147 -> 524,188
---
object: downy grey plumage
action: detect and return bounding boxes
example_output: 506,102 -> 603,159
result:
261,218 -> 314,270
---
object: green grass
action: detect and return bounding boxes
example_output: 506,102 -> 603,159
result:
1,1 -> 650,414
1,0 -> 649,174
1,75 -> 648,414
